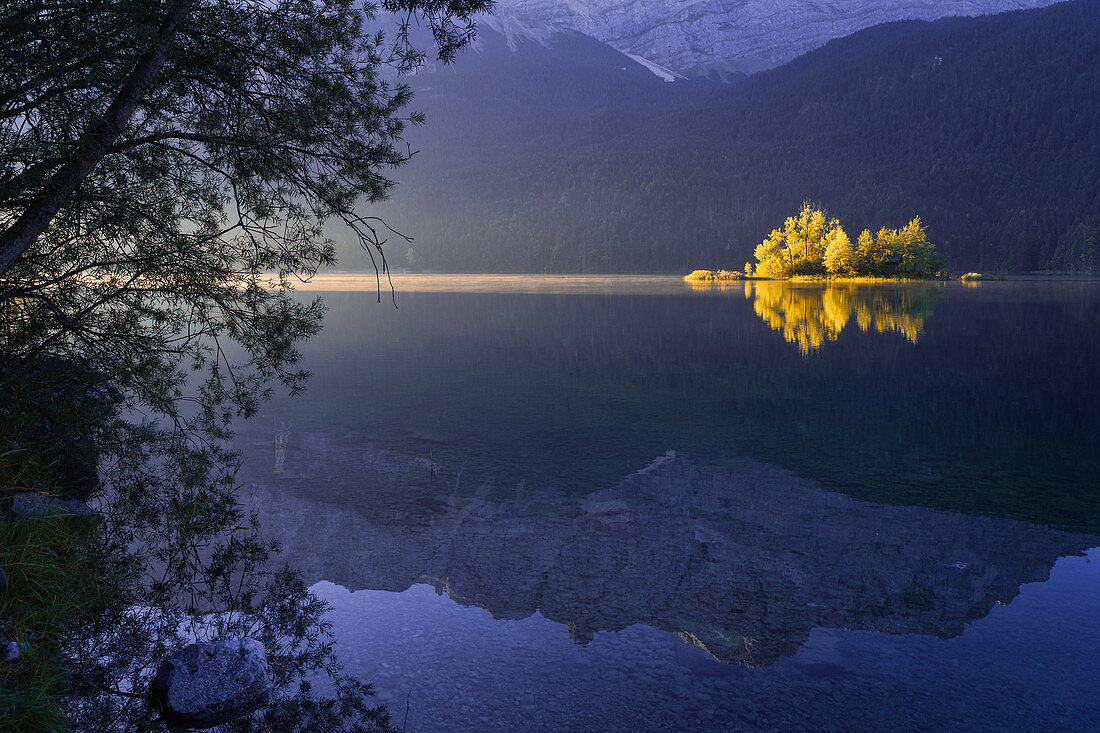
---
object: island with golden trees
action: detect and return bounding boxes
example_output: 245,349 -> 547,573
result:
686,203 -> 948,281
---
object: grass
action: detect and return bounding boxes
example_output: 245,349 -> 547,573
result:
684,269 -> 746,281
0,366 -> 118,731
958,272 -> 1009,282
0,511 -> 101,732
683,270 -> 778,282
0,451 -> 106,731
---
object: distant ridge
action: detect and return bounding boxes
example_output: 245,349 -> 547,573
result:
486,0 -> 1061,77
351,0 -> 1100,274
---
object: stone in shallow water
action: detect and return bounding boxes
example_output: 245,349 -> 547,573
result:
8,492 -> 97,519
150,638 -> 272,731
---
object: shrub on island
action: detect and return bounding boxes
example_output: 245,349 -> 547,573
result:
683,269 -> 745,281
751,203 -> 946,279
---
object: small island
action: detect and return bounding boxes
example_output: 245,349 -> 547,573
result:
684,269 -> 755,282
686,204 -> 949,281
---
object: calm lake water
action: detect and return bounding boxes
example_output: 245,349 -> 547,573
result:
233,275 -> 1100,732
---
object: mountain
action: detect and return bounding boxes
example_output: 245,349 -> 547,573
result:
345,0 -> 1099,274
485,0 -> 1060,77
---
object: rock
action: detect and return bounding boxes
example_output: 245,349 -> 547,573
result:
8,492 -> 97,520
2,638 -> 21,662
151,638 -> 272,731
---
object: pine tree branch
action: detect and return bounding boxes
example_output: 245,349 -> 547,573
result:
0,0 -> 196,277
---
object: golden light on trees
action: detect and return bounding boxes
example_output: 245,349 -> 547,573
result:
752,204 -> 945,278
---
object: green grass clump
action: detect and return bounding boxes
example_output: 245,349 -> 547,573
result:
0,364 -> 116,731
0,501 -> 104,732
684,269 -> 744,281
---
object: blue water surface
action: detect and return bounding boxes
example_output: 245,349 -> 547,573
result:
233,275 -> 1100,731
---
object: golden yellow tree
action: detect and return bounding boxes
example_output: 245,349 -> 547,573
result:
753,203 -> 835,277
755,209 -> 942,278
823,225 -> 857,276
896,216 -> 936,272
857,227 -> 897,273
753,229 -> 790,277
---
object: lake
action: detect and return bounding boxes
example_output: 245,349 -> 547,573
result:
232,275 -> 1100,731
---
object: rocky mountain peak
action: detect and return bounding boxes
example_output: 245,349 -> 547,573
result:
484,0 -> 1058,77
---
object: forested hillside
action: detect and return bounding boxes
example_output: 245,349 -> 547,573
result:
349,0 -> 1099,273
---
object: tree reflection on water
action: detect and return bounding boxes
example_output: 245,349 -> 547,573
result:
745,281 -> 944,354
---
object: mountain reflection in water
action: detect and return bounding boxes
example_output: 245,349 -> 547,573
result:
239,444 -> 1095,668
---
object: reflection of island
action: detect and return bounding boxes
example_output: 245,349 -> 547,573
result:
239,430 -> 1095,667
746,282 -> 942,354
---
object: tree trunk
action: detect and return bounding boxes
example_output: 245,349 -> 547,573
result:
0,0 -> 195,277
